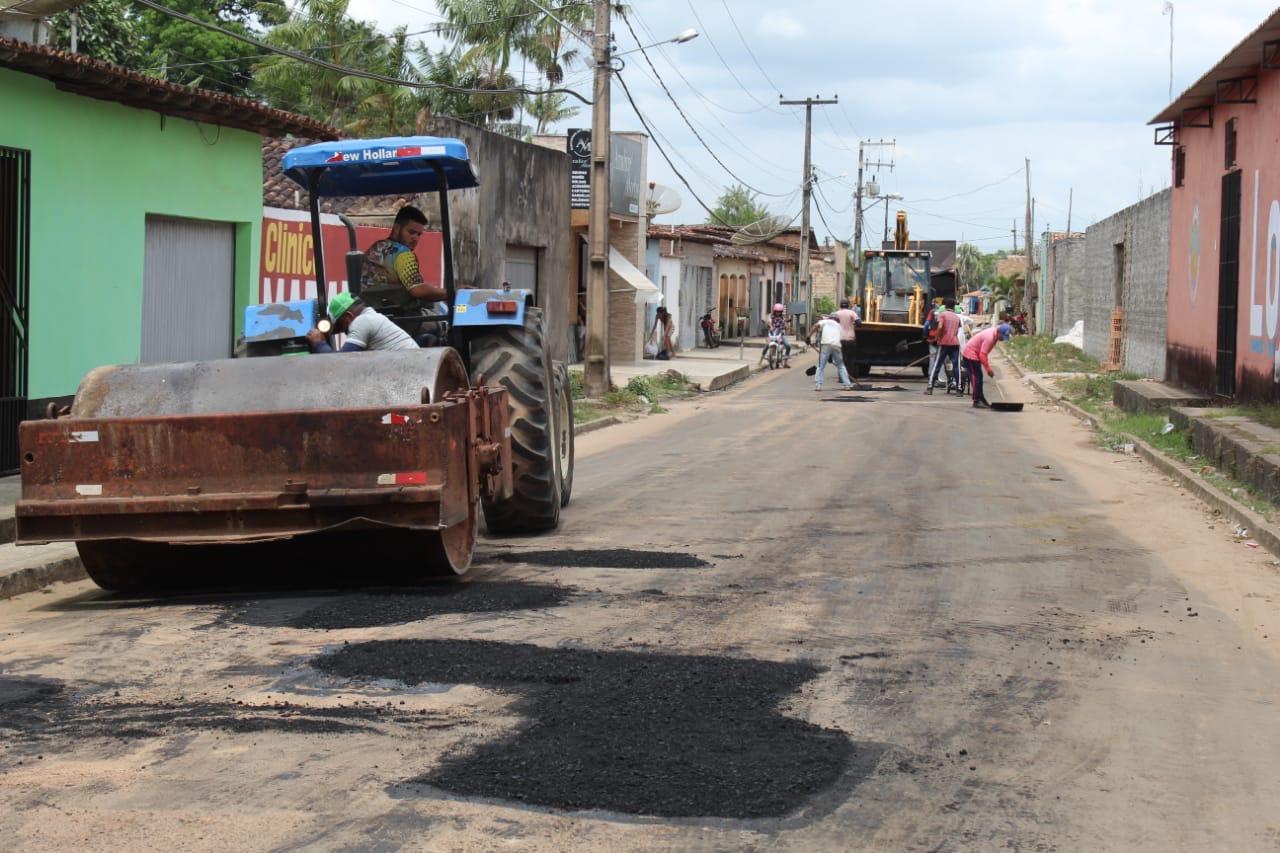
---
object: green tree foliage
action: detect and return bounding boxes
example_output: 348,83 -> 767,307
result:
525,91 -> 579,134
135,1 -> 288,94
253,0 -> 384,126
709,184 -> 770,227
48,0 -> 145,68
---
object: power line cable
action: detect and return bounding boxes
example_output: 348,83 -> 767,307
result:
131,0 -> 592,104
683,0 -> 788,115
618,12 -> 790,197
910,167 -> 1022,204
717,0 -> 781,94
614,69 -> 745,227
629,9 -> 771,117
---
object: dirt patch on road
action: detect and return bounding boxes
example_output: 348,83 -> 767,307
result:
225,582 -> 573,630
493,549 -> 709,569
315,639 -> 870,819
0,677 -> 442,743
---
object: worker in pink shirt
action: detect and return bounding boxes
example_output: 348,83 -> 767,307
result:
961,322 -> 1011,409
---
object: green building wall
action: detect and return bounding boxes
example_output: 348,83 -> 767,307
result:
0,67 -> 263,401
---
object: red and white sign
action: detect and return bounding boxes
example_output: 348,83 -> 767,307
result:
258,206 -> 443,304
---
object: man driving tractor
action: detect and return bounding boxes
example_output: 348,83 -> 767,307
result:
363,205 -> 448,309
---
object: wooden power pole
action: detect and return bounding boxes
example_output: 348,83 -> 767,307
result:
1024,157 -> 1033,314
583,0 -> 612,397
779,95 -> 837,322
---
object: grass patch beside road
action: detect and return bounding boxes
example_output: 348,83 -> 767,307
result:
1048,374 -> 1276,522
569,369 -> 694,424
1005,335 -> 1101,373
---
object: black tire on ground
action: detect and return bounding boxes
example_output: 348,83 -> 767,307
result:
467,307 -> 561,533
857,363 -> 872,377
920,363 -> 931,377
553,361 -> 575,507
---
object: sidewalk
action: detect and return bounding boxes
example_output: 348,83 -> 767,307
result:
0,474 -> 88,599
612,340 -> 809,393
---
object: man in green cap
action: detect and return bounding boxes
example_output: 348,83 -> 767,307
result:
306,292 -> 419,353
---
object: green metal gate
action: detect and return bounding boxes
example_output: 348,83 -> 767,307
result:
1,146 -> 30,474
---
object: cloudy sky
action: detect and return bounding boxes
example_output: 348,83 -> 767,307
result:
348,0 -> 1273,247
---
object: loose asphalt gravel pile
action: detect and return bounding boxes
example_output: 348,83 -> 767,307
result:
227,581 -> 573,630
315,639 -> 863,818
493,548 -> 709,570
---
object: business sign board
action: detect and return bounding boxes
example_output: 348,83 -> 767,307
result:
565,130 -> 644,217
568,128 -> 591,210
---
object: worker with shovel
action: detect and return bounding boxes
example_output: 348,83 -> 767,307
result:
961,322 -> 1011,409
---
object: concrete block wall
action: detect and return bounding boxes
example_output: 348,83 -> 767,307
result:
1082,189 -> 1170,378
1049,237 -> 1086,337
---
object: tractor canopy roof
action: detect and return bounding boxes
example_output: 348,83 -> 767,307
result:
282,136 -> 478,197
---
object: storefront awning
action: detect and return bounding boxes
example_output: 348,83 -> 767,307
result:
608,246 -> 663,304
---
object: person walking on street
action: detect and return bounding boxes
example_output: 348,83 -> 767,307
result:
926,298 -> 962,394
961,322 -> 1012,409
833,298 -> 862,388
813,313 -> 853,392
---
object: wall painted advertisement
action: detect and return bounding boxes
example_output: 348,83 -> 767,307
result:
259,207 -> 443,303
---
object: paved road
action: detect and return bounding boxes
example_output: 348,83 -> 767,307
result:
2,359 -> 1279,850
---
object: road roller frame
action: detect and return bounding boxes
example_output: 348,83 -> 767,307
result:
15,386 -> 512,545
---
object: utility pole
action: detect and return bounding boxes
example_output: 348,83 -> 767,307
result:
1024,158 -> 1033,315
779,95 -> 837,323
1012,221 -> 1018,253
1067,187 -> 1073,234
848,139 -> 894,296
583,0 -> 611,397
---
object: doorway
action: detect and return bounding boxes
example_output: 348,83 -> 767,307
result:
142,216 -> 235,363
1217,170 -> 1241,397
0,146 -> 30,474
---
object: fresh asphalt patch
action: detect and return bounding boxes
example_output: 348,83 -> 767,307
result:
492,549 -> 710,570
224,582 -> 573,630
315,639 -> 868,819
0,676 -> 441,746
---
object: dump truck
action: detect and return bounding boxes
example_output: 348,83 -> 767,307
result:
854,211 -> 933,376
14,136 -> 574,590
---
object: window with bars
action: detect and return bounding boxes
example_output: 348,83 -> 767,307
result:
1175,146 -> 1186,188
1225,118 -> 1238,170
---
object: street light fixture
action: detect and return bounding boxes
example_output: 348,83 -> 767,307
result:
613,29 -> 699,57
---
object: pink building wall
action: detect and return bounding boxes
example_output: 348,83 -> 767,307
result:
1168,64 -> 1280,399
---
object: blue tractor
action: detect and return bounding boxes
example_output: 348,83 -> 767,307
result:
245,136 -> 574,535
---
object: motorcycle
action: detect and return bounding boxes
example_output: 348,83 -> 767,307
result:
1010,313 -> 1029,335
700,308 -> 721,348
762,332 -> 789,370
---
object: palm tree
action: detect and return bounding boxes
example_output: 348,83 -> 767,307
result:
955,242 -> 984,292
253,0 -> 383,127
525,91 -> 578,134
346,28 -> 424,136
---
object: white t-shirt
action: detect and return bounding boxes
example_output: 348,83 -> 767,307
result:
817,317 -> 842,347
346,309 -> 419,351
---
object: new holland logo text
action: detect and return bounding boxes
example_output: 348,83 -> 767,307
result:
327,146 -> 423,163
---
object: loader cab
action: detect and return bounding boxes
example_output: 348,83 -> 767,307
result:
863,249 -> 932,324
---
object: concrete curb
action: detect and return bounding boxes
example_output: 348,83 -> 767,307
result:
1005,355 -> 1280,559
575,415 -> 623,435
0,554 -> 86,601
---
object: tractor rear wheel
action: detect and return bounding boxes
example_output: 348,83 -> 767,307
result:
468,307 -> 561,533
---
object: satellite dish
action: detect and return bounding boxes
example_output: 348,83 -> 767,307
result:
646,182 -> 682,216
